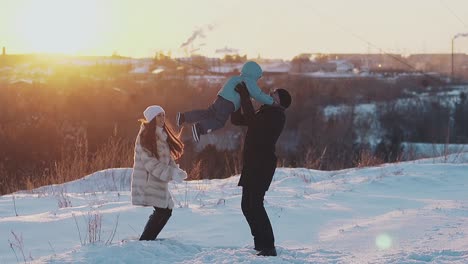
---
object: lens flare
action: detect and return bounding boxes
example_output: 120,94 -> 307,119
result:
375,233 -> 392,250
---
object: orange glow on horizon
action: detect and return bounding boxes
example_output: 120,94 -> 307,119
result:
2,0 -> 468,59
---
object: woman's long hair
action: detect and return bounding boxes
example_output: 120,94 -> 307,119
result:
139,119 -> 184,160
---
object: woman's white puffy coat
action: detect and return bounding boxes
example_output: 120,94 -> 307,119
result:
131,125 -> 184,209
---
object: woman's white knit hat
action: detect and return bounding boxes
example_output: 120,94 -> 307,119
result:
143,105 -> 165,122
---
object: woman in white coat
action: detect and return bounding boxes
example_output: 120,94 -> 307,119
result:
131,105 -> 187,240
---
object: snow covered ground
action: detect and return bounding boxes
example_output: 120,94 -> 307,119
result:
1,154 -> 468,263
402,143 -> 468,160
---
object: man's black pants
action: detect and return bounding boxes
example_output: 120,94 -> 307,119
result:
241,187 -> 275,250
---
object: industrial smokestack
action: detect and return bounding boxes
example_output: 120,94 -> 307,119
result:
179,24 -> 215,49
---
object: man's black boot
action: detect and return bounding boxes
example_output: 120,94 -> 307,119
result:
256,247 -> 277,256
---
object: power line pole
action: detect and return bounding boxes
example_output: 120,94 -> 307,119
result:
451,36 -> 455,81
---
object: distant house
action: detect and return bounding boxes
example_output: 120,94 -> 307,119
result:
406,54 -> 468,79
291,60 -> 336,73
209,64 -> 242,74
332,60 -> 354,73
187,75 -> 226,87
329,53 -> 407,71
260,61 -> 291,74
291,58 -> 357,73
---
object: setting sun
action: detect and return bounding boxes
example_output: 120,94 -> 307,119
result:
13,0 -> 102,54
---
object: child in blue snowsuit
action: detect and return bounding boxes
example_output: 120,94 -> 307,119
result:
176,61 -> 275,142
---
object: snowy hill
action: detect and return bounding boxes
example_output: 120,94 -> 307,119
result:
1,155 -> 468,263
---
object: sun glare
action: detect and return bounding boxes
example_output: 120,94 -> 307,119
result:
15,0 -> 101,54
375,233 -> 393,250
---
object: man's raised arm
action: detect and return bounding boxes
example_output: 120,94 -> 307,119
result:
235,82 -> 256,125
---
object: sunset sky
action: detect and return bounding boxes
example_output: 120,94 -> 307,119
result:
1,0 -> 468,59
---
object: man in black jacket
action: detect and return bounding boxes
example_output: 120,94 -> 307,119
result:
231,82 -> 291,257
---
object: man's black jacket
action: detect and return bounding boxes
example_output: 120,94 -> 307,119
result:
231,84 -> 285,192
